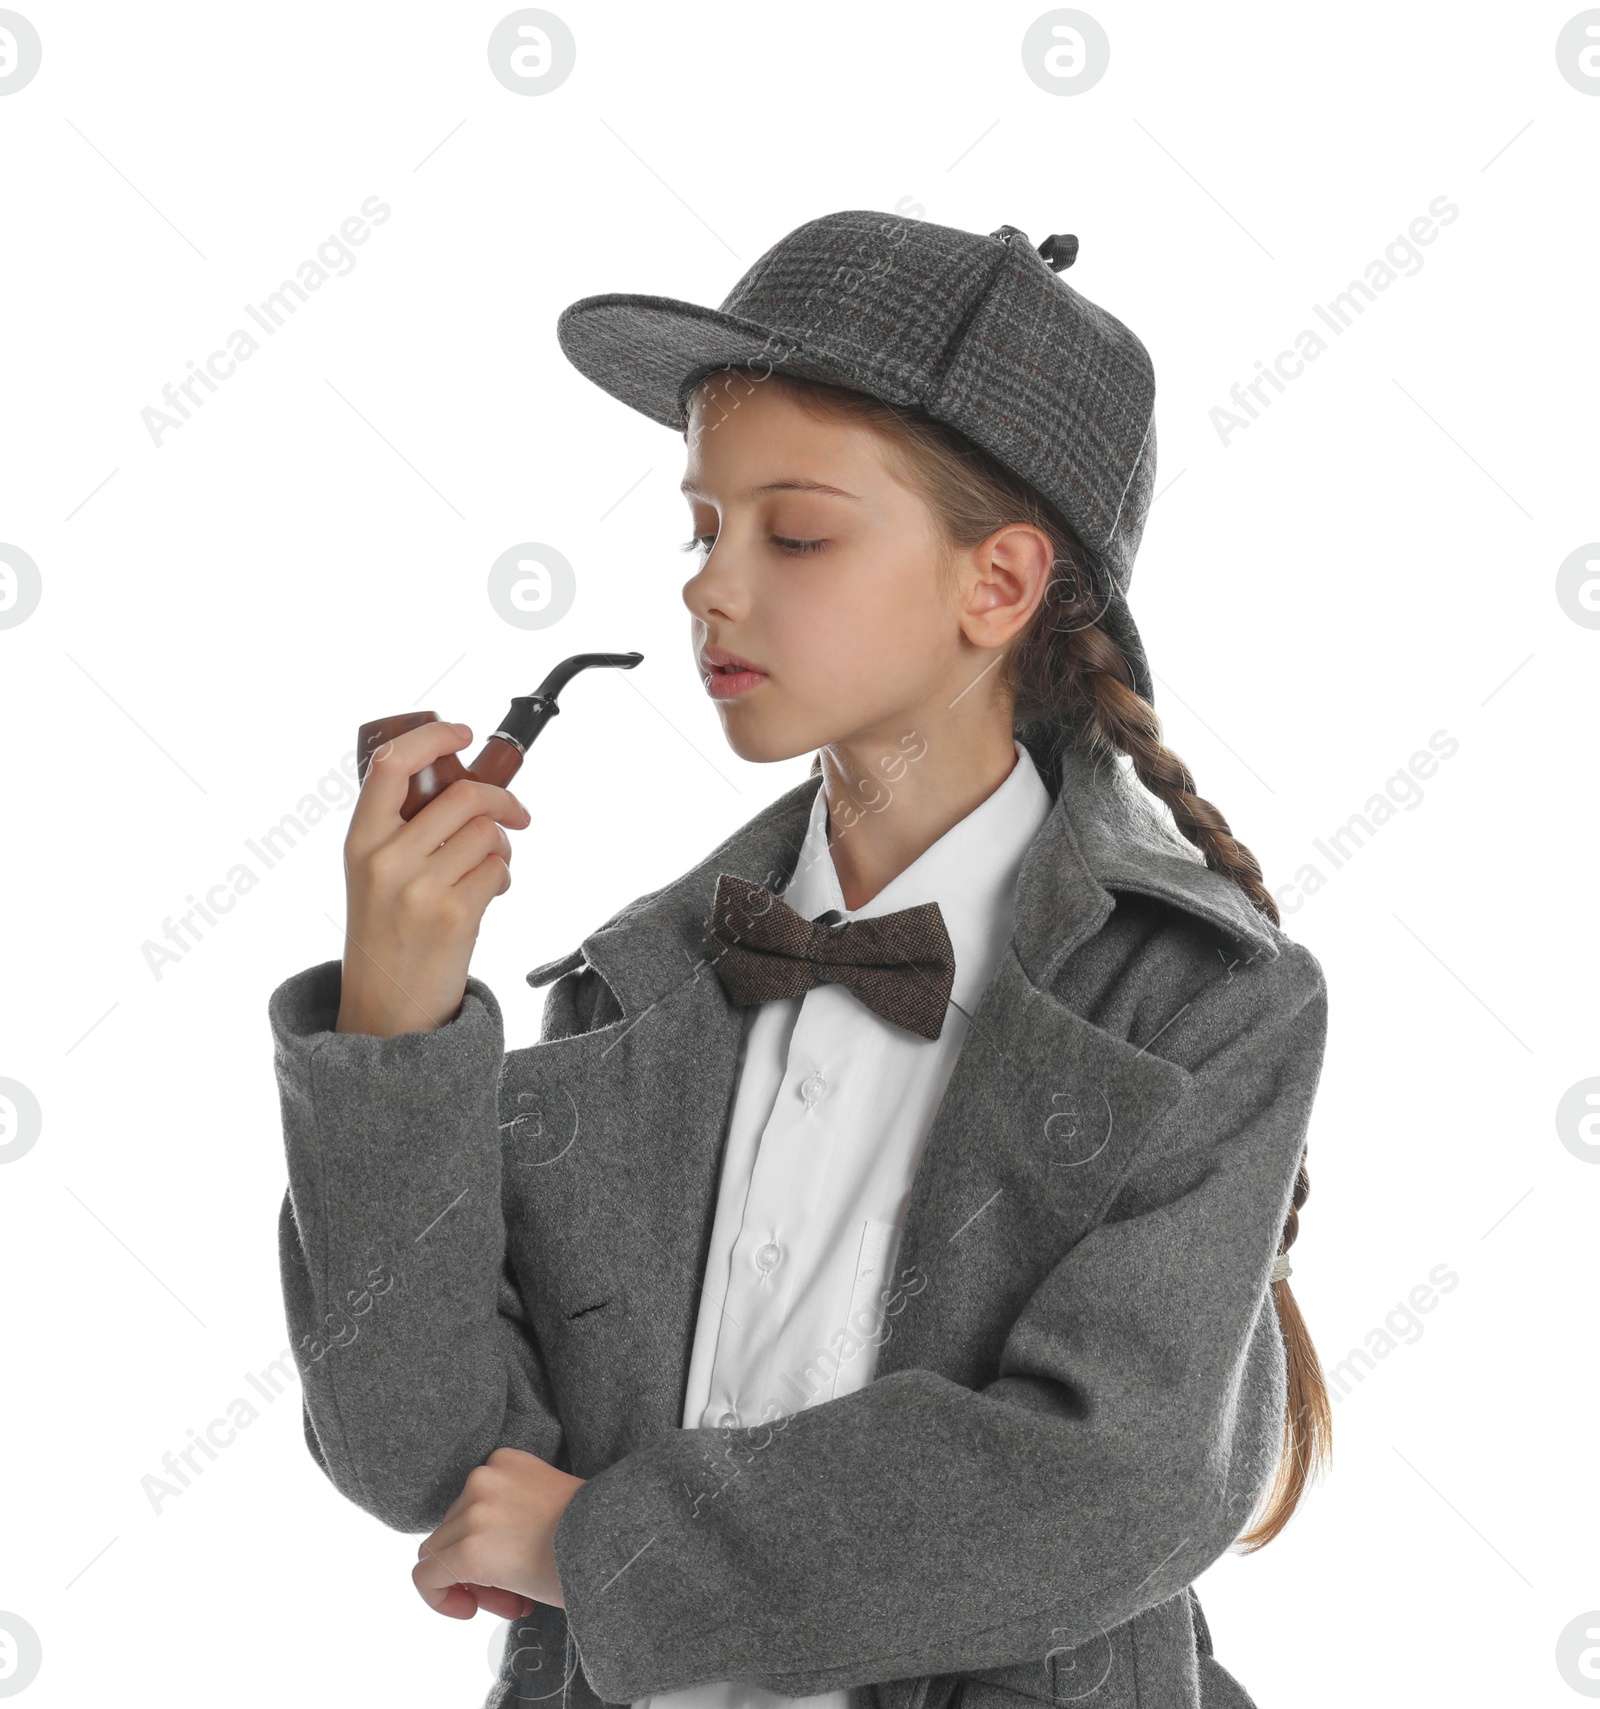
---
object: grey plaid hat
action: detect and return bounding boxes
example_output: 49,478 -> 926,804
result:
555,208 -> 1158,706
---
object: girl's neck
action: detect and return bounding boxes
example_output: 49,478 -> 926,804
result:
819,721 -> 1021,912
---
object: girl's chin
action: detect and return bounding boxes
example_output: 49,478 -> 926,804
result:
715,711 -> 820,768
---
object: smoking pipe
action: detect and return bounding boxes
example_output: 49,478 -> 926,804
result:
356,650 -> 643,820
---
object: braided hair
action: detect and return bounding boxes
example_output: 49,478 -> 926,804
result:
686,365 -> 1330,1549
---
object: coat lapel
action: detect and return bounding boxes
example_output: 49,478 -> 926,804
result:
515,736 -> 1282,1460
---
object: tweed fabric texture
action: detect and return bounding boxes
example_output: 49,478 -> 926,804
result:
268,734 -> 1329,1709
707,870 -> 956,1041
555,208 -> 1159,705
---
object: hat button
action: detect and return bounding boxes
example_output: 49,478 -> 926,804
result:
1037,232 -> 1079,272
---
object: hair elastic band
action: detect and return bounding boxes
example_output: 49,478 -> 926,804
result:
1269,1251 -> 1293,1284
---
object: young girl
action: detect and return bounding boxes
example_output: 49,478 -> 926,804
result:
270,210 -> 1331,1709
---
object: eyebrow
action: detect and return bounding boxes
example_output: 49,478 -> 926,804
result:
679,478 -> 861,501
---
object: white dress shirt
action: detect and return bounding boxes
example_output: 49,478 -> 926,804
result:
636,740 -> 1054,1709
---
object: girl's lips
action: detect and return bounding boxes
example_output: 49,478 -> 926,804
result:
705,664 -> 767,700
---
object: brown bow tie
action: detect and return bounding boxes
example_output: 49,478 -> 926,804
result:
706,871 -> 956,1041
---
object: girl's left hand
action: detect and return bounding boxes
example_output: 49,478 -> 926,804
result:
413,1447 -> 587,1619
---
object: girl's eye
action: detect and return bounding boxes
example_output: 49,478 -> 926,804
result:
677,535 -> 827,556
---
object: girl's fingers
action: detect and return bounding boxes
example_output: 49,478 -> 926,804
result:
413,1538 -> 476,1616
402,779 -> 529,869
418,814 -> 515,892
413,1494 -> 542,1620
468,1584 -> 537,1621
443,856 -> 515,916
417,1579 -> 479,1619
351,723 -> 528,865
349,720 -> 470,849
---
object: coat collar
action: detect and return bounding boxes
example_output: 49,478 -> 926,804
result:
526,734 -> 1282,1013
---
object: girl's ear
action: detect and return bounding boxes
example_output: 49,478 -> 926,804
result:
960,521 -> 1054,649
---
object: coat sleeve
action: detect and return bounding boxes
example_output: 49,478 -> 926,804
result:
270,957 -> 571,1532
550,939 -> 1331,1702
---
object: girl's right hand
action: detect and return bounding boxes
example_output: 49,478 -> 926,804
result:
336,719 -> 532,1038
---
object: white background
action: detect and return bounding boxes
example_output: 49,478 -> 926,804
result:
2,1 -> 1597,1704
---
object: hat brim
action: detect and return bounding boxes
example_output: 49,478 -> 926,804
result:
556,292 -> 883,435
556,292 -> 1157,710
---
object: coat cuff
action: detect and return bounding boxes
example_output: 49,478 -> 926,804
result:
269,957 -> 506,1082
270,957 -> 510,1276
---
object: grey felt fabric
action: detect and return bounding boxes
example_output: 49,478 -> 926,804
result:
270,732 -> 1328,1709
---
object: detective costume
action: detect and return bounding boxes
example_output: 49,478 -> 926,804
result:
268,212 -> 1331,1709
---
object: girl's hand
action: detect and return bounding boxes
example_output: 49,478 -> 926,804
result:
412,1448 -> 586,1619
337,720 -> 532,1039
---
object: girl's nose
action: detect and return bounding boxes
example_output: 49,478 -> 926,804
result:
683,548 -> 745,624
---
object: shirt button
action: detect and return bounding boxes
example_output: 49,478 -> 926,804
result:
799,1068 -> 826,1109
756,1241 -> 781,1272
718,1409 -> 738,1428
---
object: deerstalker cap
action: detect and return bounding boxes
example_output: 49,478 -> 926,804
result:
555,208 -> 1158,706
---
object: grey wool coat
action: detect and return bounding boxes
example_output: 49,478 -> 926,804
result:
269,730 -> 1331,1709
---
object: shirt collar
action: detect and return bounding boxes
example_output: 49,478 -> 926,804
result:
779,741 -> 1055,1011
